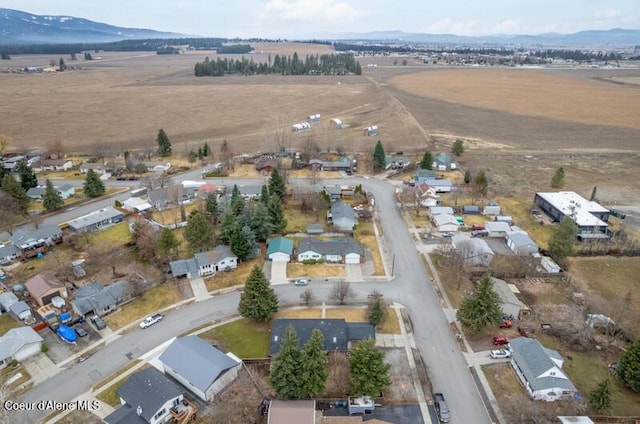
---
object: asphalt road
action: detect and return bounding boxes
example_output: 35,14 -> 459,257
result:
14,172 -> 490,424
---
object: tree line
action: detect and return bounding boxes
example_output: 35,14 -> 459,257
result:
194,52 -> 362,76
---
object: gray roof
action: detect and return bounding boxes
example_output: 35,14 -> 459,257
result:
346,323 -> 376,341
9,301 -> 31,317
507,232 -> 538,249
67,207 -> 123,231
58,183 -> 74,192
433,214 -> 459,226
424,178 -> 453,187
451,235 -> 494,257
490,278 -> 529,318
148,187 -> 170,203
0,244 -> 20,259
484,221 -> 510,233
306,223 -> 324,234
430,206 -> 454,215
159,336 -> 240,393
463,205 -> 480,213
0,292 -> 19,310
194,245 -> 237,267
0,327 -> 43,360
331,201 -> 355,222
116,368 -> 182,423
71,281 -> 131,315
10,225 -> 62,248
297,237 -> 364,257
104,404 -> 147,424
237,185 -> 263,196
415,169 -> 436,179
169,258 -> 199,278
270,319 -> 348,355
510,337 -> 576,393
27,187 -> 46,198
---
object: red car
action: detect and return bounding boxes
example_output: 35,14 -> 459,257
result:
493,336 -> 510,345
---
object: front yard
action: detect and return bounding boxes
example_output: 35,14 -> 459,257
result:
199,319 -> 271,358
354,220 -> 385,276
204,257 -> 263,292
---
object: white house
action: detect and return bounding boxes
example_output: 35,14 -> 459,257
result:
433,214 -> 459,233
104,368 -> 188,424
122,197 -> 153,214
56,184 -> 75,199
169,246 -> 238,279
424,178 -> 453,193
484,221 -> 511,238
159,335 -> 241,402
510,337 -> 577,401
0,327 -> 44,369
36,159 -> 74,172
297,237 -> 364,264
143,161 -> 172,173
267,237 -> 294,262
451,235 -> 494,267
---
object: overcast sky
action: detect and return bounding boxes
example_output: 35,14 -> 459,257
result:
3,1 -> 640,38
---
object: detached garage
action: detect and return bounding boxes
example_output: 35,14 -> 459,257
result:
0,327 -> 43,369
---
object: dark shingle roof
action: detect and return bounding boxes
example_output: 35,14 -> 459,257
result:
194,245 -> 237,267
297,237 -> 364,257
510,337 -> 576,392
271,319 -> 348,355
10,225 -> 62,247
71,281 -> 130,315
346,323 -> 376,341
104,404 -> 147,424
116,368 -> 182,422
159,336 -> 240,393
169,258 -> 198,278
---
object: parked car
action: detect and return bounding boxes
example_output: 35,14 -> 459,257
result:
471,230 -> 489,237
90,315 -> 106,330
471,224 -> 485,231
140,313 -> 164,329
442,232 -> 454,238
518,326 -> 533,338
493,336 -> 510,345
433,393 -> 451,423
490,349 -> 511,359
293,279 -> 309,286
74,326 -> 88,337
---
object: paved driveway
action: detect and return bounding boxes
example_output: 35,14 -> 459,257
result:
345,263 -> 363,282
270,261 -> 288,285
188,277 -> 210,301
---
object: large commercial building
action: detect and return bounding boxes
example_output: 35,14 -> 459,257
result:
534,192 -> 610,240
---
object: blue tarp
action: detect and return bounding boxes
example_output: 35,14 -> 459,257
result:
57,325 -> 77,343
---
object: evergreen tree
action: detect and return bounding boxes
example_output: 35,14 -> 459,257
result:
551,167 -> 565,188
238,265 -> 278,322
617,339 -> 640,392
373,140 -> 386,172
269,325 -> 302,398
349,338 -> 391,397
420,151 -> 433,170
548,216 -> 578,263
188,150 -> 198,164
590,186 -> 597,201
452,139 -> 465,156
219,210 -> 239,245
231,225 -> 257,260
300,329 -> 328,398
83,169 -> 105,198
260,184 -> 270,205
184,210 -> 215,252
268,169 -> 286,202
474,170 -> 489,197
464,170 -> 472,184
250,203 -> 272,242
588,379 -> 612,411
368,298 -> 385,326
267,194 -> 287,233
230,184 -> 244,215
156,228 -> 181,261
1,174 -> 29,211
204,193 -> 220,224
42,179 -> 63,211
456,274 -> 503,332
156,128 -> 172,157
16,160 -> 37,191
202,142 -> 211,156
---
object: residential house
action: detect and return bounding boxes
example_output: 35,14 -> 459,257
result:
36,159 -> 74,172
329,201 -> 356,232
433,153 -> 456,171
385,155 -> 410,170
267,237 -> 294,262
506,231 -> 539,256
414,169 -> 436,184
79,162 -> 106,174
66,207 -> 124,233
484,221 -> 511,238
270,319 -> 375,355
159,335 -> 241,402
122,197 -> 153,214
71,281 -> 132,317
0,292 -> 19,313
56,184 -> 75,199
534,191 -> 610,240
10,301 -> 34,323
306,223 -> 324,235
26,186 -> 46,200
237,185 -> 263,201
254,156 -> 279,173
2,155 -> 26,172
104,368 -> 188,424
424,178 -> 453,193
268,400 -> 315,424
0,245 -> 21,265
433,214 -> 459,233
309,159 -> 323,171
297,237 -> 365,264
10,225 -> 63,260
148,187 -> 171,210
483,201 -> 501,216
321,159 -> 354,173
429,206 -> 454,217
143,161 -> 171,173
323,185 -> 343,202
25,275 -> 66,307
451,235 -> 494,267
169,246 -> 238,279
416,183 -> 440,208
490,278 -> 530,319
510,337 -> 577,401
0,327 -> 43,369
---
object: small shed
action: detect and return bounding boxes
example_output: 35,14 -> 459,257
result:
484,221 -> 511,238
25,275 -> 66,307
463,205 -> 480,215
363,125 -> 378,137
433,214 -> 459,233
495,215 -> 514,224
306,223 -> 324,235
330,118 -> 343,128
506,231 -> 539,256
483,204 -> 501,216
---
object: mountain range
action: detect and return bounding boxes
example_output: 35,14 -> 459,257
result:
1,8 -> 639,47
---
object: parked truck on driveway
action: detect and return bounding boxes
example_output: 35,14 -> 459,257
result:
434,392 -> 451,423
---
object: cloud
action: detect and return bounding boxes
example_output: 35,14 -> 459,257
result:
594,9 -> 621,20
261,0 -> 365,24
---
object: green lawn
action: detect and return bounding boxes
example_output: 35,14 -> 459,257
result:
0,314 -> 23,336
102,284 -> 184,330
87,222 -> 132,246
496,196 -> 554,249
199,319 -> 270,358
284,203 -> 327,233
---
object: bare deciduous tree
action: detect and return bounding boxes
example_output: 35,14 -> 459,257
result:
300,288 -> 315,306
46,139 -> 65,159
0,133 -> 12,155
330,281 -> 356,305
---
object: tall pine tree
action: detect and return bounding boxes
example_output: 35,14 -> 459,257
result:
349,338 -> 391,397
238,265 -> 278,322
268,169 -> 286,202
230,184 -> 244,215
156,128 -> 172,157
156,228 -> 181,262
420,151 -> 433,170
456,274 -> 503,332
300,329 -> 328,398
204,193 -> 220,224
551,167 -> 565,188
373,140 -> 386,172
184,210 -> 215,253
270,326 -> 302,398
548,216 -> 578,263
16,160 -> 37,191
42,179 -> 63,211
1,174 -> 29,211
219,210 -> 239,245
84,169 -> 105,198
267,194 -> 287,234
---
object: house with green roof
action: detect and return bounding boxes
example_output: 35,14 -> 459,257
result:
267,237 -> 294,262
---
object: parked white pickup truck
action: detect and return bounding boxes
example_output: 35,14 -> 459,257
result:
140,313 -> 164,329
